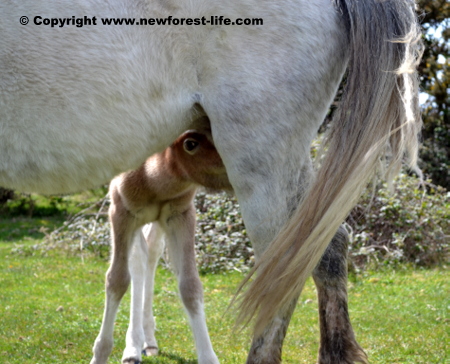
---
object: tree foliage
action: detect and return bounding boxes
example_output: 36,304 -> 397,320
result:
416,0 -> 449,188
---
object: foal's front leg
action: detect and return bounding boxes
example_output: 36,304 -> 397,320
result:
91,199 -> 136,364
164,204 -> 219,364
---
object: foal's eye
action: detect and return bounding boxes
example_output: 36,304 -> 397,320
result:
183,138 -> 200,154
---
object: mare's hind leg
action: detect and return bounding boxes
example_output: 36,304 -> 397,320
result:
91,194 -> 136,364
205,103 -> 319,364
163,203 -> 219,364
246,298 -> 299,364
312,225 -> 368,364
201,10 -> 348,358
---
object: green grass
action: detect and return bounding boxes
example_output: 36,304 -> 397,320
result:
0,219 -> 448,364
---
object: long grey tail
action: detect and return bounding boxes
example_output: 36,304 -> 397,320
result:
236,0 -> 423,336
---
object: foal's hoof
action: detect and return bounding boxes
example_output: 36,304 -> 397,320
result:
142,346 -> 159,356
123,360 -> 140,364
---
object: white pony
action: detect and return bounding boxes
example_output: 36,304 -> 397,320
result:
0,0 -> 422,363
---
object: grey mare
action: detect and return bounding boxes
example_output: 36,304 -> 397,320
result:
0,0 -> 422,363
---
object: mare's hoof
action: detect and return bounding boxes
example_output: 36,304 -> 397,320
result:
123,359 -> 140,364
142,346 -> 159,356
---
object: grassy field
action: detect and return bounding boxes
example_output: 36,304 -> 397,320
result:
0,217 -> 448,364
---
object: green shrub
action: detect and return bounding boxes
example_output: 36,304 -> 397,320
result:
29,173 -> 448,273
0,187 -> 108,217
347,174 -> 449,269
38,191 -> 254,274
194,192 -> 253,274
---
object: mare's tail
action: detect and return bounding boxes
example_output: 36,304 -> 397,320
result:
237,0 -> 423,336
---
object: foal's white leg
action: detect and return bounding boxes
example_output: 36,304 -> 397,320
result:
123,223 -> 165,363
164,204 -> 219,364
91,198 -> 136,364
141,223 -> 165,356
91,291 -> 123,364
91,246 -> 134,364
122,229 -> 149,363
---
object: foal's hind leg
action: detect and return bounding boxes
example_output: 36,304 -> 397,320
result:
163,203 -> 219,364
141,223 -> 165,356
123,225 -> 163,363
91,196 -> 136,364
312,225 -> 368,364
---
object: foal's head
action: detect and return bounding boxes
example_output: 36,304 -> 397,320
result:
172,130 -> 232,191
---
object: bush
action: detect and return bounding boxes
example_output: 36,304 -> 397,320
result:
0,186 -> 109,218
27,174 -> 448,273
419,131 -> 450,190
194,192 -> 253,274
347,174 -> 449,269
38,191 -> 254,274
0,187 -> 14,204
38,198 -> 111,259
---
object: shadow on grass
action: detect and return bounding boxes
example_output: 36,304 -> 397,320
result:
143,351 -> 198,364
0,217 -> 65,243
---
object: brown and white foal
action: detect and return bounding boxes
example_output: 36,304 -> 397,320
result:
91,130 -> 232,364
